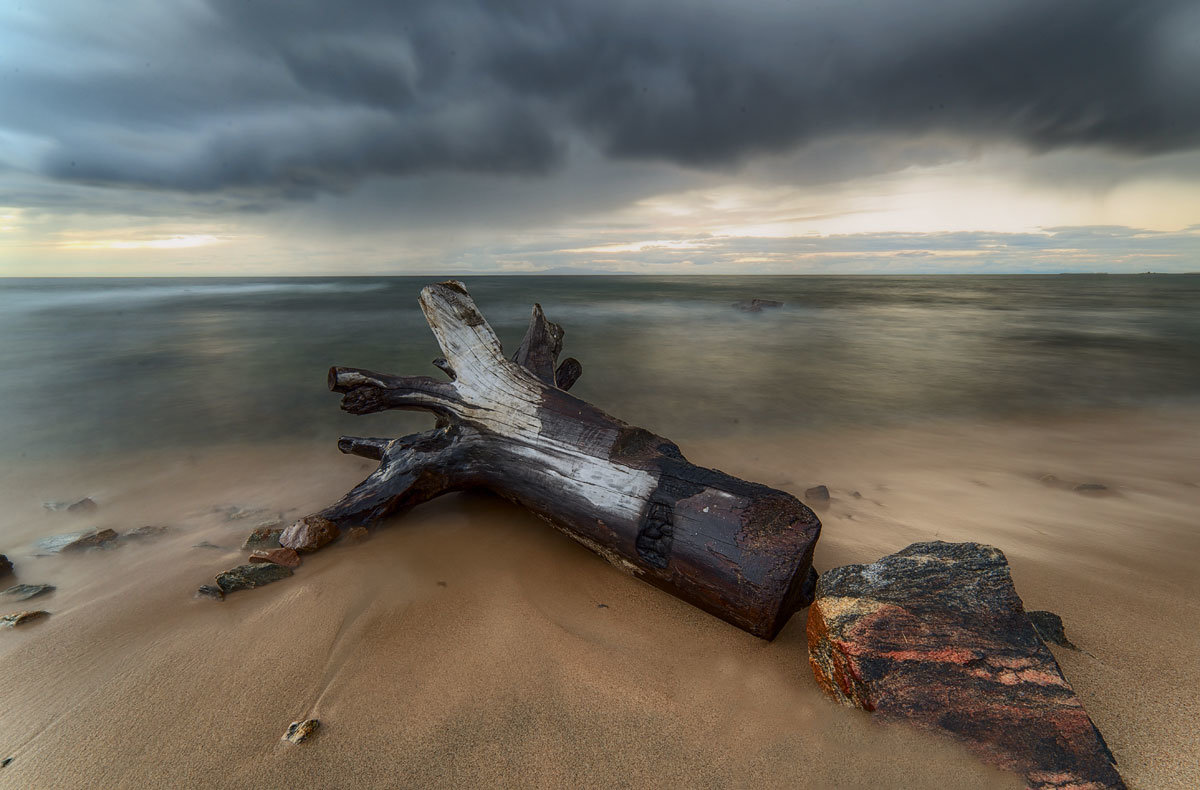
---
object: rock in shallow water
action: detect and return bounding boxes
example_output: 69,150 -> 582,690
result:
1,610 -> 49,628
804,485 -> 831,505
807,541 -> 1125,790
249,548 -> 301,568
282,719 -> 319,744
123,525 -> 169,540
214,562 -> 293,594
0,555 -> 11,579
36,529 -> 119,553
67,497 -> 98,513
3,584 -> 55,602
280,516 -> 339,553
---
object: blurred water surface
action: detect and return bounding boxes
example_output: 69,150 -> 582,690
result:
1,275 -> 1198,461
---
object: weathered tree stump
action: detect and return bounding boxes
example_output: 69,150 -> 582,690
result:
283,281 -> 821,639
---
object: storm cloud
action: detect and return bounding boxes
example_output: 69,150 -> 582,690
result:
4,0 -> 1199,199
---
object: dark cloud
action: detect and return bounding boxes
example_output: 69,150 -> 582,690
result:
2,0 -> 1198,199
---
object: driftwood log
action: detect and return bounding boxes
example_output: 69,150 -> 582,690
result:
282,281 -> 821,639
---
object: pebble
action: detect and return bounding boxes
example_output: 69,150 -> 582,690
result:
282,719 -> 320,744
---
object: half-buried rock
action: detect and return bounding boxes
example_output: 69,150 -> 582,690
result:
3,584 -> 55,602
807,541 -> 1125,790
280,516 -> 339,553
214,562 -> 293,595
1,610 -> 49,628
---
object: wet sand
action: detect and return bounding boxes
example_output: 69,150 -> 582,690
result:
1,409 -> 1198,789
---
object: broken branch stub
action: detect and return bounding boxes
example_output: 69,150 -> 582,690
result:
283,281 -> 821,639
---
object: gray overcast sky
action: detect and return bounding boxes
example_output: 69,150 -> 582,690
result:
2,0 -> 1199,274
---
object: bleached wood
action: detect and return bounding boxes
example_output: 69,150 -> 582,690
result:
282,281 -> 822,639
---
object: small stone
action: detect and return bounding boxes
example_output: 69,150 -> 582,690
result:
196,585 -> 225,600
436,581 -> 447,587
280,516 -> 340,553
1073,483 -> 1109,494
241,527 -> 283,551
344,526 -> 369,543
851,491 -> 862,499
192,541 -> 224,550
67,497 -> 98,513
1,610 -> 49,628
283,718 -> 320,744
1027,610 -> 1078,650
804,485 -> 830,505
3,584 -> 55,602
0,554 -> 11,579
596,603 -> 608,609
249,548 -> 301,568
214,562 -> 293,594
1039,473 -> 1062,486
253,517 -> 284,530
1,757 -> 12,768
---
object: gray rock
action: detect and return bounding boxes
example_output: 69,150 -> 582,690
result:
1073,483 -> 1109,494
191,541 -> 224,550
67,497 -> 98,513
0,554 -> 11,579
214,562 -> 293,594
124,525 -> 170,540
3,584 -> 55,602
1,756 -> 12,768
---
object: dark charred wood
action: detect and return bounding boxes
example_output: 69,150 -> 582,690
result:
281,281 -> 822,639
554,357 -> 582,391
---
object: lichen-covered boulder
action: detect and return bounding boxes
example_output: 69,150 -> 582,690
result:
807,541 -> 1125,790
280,516 -> 340,553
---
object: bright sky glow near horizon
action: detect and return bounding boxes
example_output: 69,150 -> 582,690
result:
2,1 -> 1199,276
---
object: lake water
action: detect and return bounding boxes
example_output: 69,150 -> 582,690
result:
1,274 -> 1198,461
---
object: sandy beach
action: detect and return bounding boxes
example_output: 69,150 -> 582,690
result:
1,408 -> 1196,789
